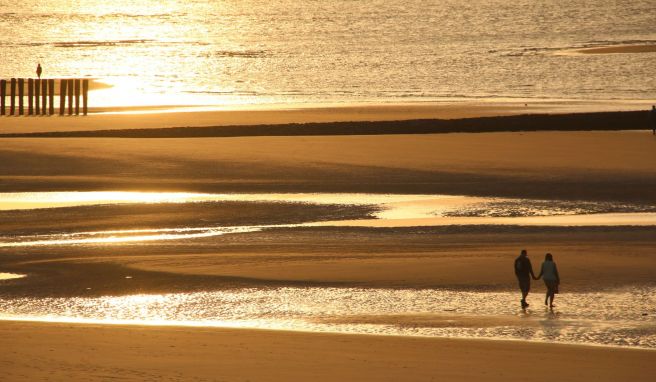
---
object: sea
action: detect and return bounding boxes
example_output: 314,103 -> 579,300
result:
1,0 -> 655,107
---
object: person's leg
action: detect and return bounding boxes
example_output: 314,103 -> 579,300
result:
545,282 -> 552,306
545,286 -> 553,308
519,278 -> 530,308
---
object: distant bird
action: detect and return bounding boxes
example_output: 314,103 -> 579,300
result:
36,63 -> 42,79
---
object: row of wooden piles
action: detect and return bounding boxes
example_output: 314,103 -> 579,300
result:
0,78 -> 89,116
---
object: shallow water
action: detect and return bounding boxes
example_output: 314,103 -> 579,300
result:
0,192 -> 655,247
1,0 -> 655,106
1,286 -> 655,348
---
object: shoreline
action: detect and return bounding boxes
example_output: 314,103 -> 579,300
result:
83,98 -> 656,115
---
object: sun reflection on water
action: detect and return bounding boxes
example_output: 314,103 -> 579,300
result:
0,273 -> 25,281
0,191 -> 450,211
0,287 -> 654,348
0,226 -> 262,247
0,191 -> 219,210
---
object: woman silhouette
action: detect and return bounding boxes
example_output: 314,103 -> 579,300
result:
536,253 -> 560,308
36,63 -> 42,79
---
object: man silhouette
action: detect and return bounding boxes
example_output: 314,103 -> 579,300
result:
514,249 -> 537,309
36,63 -> 42,79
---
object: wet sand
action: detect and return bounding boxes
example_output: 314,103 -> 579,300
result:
576,44 -> 656,54
122,228 -> 656,291
1,105 -> 655,379
1,320 -> 654,382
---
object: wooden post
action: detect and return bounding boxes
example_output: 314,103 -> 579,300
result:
48,79 -> 55,115
41,79 -> 47,115
28,79 -> 34,115
82,79 -> 89,115
0,79 -> 5,116
59,79 -> 67,115
10,78 -> 16,115
67,79 -> 74,115
35,79 -> 40,115
18,78 -> 24,115
74,79 -> 80,115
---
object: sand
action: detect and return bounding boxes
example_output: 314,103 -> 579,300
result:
1,105 -> 655,380
1,320 -> 655,382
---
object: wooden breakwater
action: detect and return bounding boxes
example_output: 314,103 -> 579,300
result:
0,78 -> 88,116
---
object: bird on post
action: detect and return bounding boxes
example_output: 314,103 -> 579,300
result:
36,63 -> 42,79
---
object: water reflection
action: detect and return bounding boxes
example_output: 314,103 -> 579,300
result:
0,287 -> 654,348
0,191 -> 465,212
0,191 -> 225,210
0,273 -> 25,281
0,226 -> 261,247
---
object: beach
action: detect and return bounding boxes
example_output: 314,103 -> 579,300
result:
1,104 -> 655,380
2,0 -> 655,379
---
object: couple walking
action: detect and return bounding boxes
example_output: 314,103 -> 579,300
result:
514,250 -> 560,309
